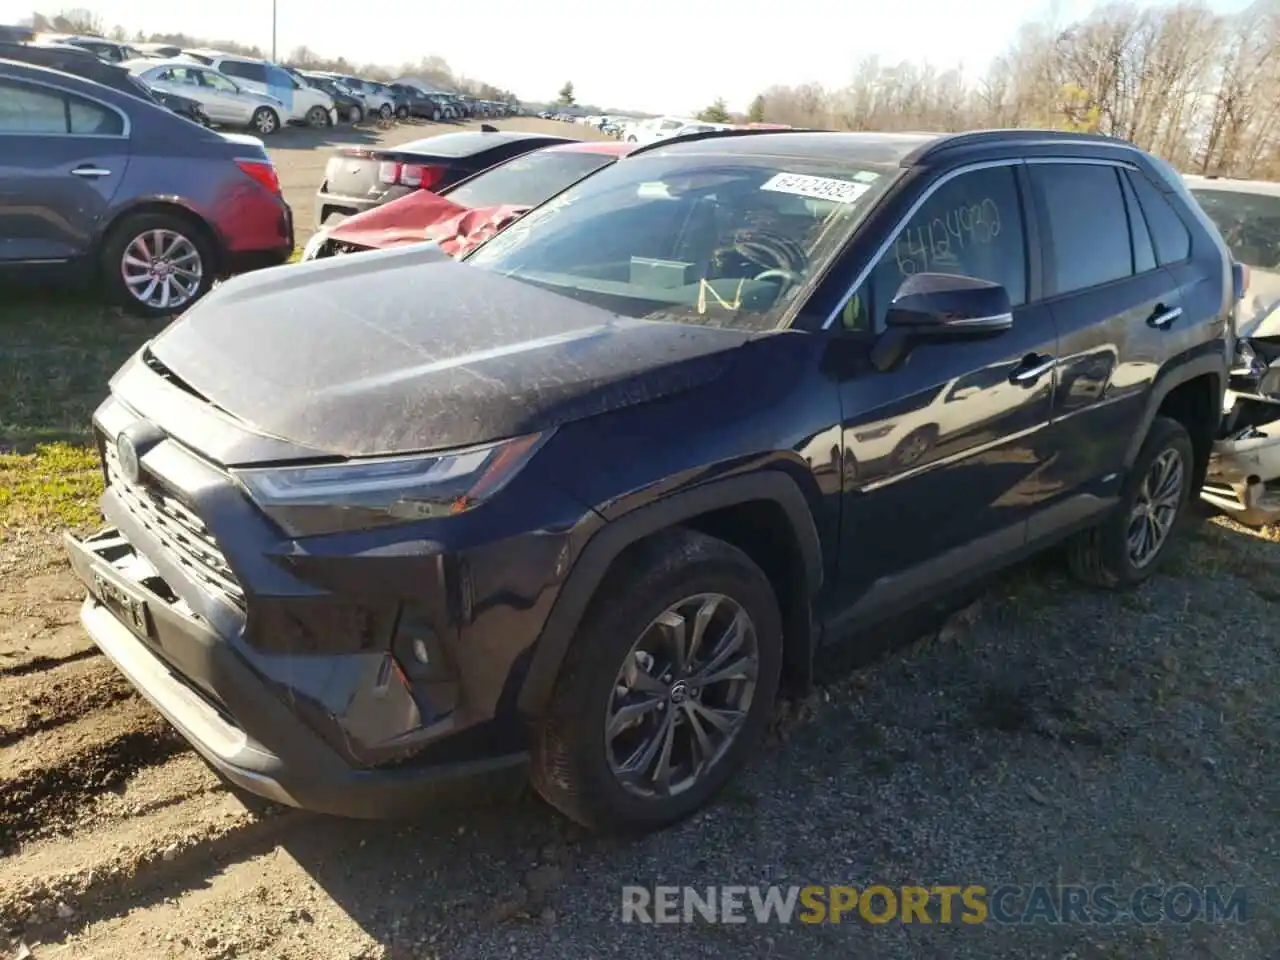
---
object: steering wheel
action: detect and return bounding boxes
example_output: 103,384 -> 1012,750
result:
753,268 -> 804,288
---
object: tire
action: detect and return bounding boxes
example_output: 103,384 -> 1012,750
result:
377,102 -> 393,120
531,528 -> 783,832
888,424 -> 938,469
1067,415 -> 1194,588
349,105 -> 363,125
306,105 -> 329,127
396,104 -> 409,121
432,108 -> 441,122
100,211 -> 216,319
251,107 -> 279,136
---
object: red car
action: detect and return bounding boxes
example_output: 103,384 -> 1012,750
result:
301,140 -> 633,261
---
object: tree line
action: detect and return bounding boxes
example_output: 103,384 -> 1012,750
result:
23,8 -> 520,105
724,0 -> 1280,178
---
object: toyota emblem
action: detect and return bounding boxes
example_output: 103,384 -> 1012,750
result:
116,432 -> 141,485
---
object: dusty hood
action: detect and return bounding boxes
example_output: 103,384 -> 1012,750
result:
147,246 -> 750,459
326,189 -> 529,257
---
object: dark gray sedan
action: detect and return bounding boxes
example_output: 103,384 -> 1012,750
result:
0,58 -> 294,316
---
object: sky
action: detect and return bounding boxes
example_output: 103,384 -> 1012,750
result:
2,0 -> 1258,114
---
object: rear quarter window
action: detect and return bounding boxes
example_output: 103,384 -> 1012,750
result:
1129,172 -> 1192,265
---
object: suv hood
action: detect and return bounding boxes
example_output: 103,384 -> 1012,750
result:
147,245 -> 752,459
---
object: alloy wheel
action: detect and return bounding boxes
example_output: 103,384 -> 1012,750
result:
120,228 -> 203,312
254,109 -> 277,134
605,593 -> 758,798
1126,447 -> 1184,567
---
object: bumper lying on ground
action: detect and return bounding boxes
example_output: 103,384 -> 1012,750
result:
63,527 -> 530,819
1203,420 -> 1280,526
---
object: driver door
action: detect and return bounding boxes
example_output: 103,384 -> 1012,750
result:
826,160 -> 1060,623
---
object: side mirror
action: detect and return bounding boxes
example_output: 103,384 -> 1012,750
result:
871,273 -> 1012,372
884,272 -> 1013,336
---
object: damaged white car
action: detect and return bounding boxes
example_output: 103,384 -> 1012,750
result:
1185,175 -> 1280,526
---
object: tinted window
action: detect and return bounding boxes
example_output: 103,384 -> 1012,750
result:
844,165 -> 1027,332
203,71 -> 238,93
1119,172 -> 1157,273
446,150 -> 618,209
1130,172 -> 1192,264
0,81 -> 67,133
221,60 -> 266,83
68,95 -> 122,135
1190,188 -> 1280,270
1032,164 -> 1131,295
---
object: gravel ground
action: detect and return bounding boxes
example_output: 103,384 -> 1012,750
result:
2,509 -> 1276,959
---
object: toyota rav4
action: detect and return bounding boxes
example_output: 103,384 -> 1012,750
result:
65,129 -> 1233,832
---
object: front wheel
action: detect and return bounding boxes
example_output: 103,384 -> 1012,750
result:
306,105 -> 329,127
349,105 -> 363,125
377,103 -> 393,120
395,104 -> 409,120
100,212 -> 215,318
1067,415 -> 1194,588
531,529 -> 782,832
251,107 -> 279,135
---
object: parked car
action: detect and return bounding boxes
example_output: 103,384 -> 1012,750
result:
303,140 -> 634,260
63,128 -> 1230,833
36,33 -> 144,63
297,71 -> 365,124
311,72 -> 396,121
0,58 -> 293,317
135,42 -> 183,59
387,82 -> 440,121
128,59 -> 287,135
314,127 -> 573,227
625,115 -> 698,144
1184,175 -> 1280,343
180,50 -> 335,127
1,43 -> 210,125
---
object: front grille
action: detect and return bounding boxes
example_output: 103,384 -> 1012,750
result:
102,439 -> 246,609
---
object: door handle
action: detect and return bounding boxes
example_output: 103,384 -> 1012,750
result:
70,166 -> 111,178
1009,354 -> 1056,385
1147,304 -> 1182,329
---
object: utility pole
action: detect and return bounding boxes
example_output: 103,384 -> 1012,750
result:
271,0 -> 277,60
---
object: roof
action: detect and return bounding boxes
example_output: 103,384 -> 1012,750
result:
392,75 -> 455,94
1182,174 -> 1280,196
544,140 -> 634,156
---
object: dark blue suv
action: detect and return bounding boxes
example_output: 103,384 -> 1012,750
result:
65,129 -> 1233,832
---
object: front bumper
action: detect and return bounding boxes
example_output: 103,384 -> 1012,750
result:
64,526 -> 529,818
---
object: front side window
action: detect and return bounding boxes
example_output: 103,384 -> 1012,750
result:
842,165 -> 1027,332
467,153 -> 892,331
203,71 -> 238,93
445,150 -> 618,209
1032,163 -> 1132,295
1188,187 -> 1280,270
0,81 -> 67,133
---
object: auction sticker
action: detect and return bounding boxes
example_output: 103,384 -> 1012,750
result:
761,172 -> 871,204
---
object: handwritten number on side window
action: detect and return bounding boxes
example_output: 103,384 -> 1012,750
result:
895,199 -> 1002,275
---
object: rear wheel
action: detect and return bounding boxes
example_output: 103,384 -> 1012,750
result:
395,104 -> 409,121
1068,415 -> 1194,588
306,105 -> 329,127
432,107 -> 441,122
531,529 -> 782,832
378,102 -> 393,120
348,105 -> 363,125
250,107 -> 279,135
100,212 -> 215,318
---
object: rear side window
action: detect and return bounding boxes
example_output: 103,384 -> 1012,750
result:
1032,164 -> 1131,295
68,96 -> 123,135
0,80 -> 66,133
1119,173 -> 1157,273
221,60 -> 266,84
1128,172 -> 1192,264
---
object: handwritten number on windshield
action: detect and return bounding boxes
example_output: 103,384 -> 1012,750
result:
895,199 -> 1001,275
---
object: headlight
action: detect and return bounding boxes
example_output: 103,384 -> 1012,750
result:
232,432 -> 550,536
301,230 -> 329,261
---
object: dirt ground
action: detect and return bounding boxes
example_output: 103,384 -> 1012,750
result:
1,118 -> 1278,959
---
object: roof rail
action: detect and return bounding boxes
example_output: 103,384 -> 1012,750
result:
625,125 -> 827,158
904,128 -> 1135,165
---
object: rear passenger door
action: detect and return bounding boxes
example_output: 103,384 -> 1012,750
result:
1027,160 -> 1183,530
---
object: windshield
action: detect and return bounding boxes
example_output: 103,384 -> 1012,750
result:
445,150 -> 618,210
465,152 -> 892,330
1190,188 -> 1280,271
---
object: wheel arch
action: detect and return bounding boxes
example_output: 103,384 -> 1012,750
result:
1124,350 -> 1225,491
97,200 -> 224,277
516,471 -> 824,717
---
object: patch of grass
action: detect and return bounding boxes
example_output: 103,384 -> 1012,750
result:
0,442 -> 103,536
